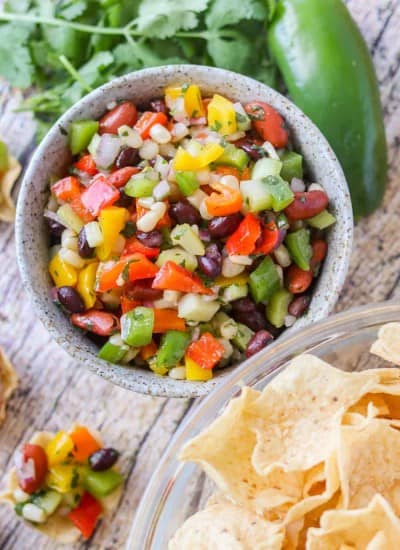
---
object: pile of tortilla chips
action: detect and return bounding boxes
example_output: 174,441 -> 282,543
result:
169,322 -> 400,549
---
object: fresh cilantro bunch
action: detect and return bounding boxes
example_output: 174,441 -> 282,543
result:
0,0 -> 277,140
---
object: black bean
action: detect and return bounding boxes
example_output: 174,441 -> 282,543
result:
136,230 -> 163,248
231,297 -> 257,314
208,213 -> 243,239
78,228 -> 94,258
149,98 -> 167,114
198,244 -> 223,278
246,330 -> 273,357
288,295 -> 311,318
231,298 -> 268,332
170,201 -> 201,225
236,140 -> 262,161
57,286 -> 85,314
89,448 -> 119,471
115,189 -> 133,208
115,147 -> 139,169
199,228 -> 211,242
128,284 -> 163,301
47,218 -> 65,239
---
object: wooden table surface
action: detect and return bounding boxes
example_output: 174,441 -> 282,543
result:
0,1 -> 399,548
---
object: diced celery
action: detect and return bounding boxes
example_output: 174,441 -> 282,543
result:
98,334 -> 129,363
178,294 -> 220,322
240,180 -> 273,213
234,107 -> 251,132
0,139 -> 9,172
121,307 -> 154,347
84,469 -> 123,499
170,224 -> 205,256
249,257 -> 282,303
156,247 -> 198,271
157,330 -> 191,368
175,171 -> 200,196
214,144 -> 249,170
307,210 -> 336,229
280,151 -> 303,182
69,120 -> 99,155
251,157 -> 282,180
87,133 -> 101,157
222,283 -> 248,302
262,176 -> 294,211
124,169 -> 159,198
57,204 -> 84,233
33,490 -> 62,516
285,229 -> 312,271
232,323 -> 254,351
266,289 -> 293,328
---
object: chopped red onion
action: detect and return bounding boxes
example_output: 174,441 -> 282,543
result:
291,177 -> 306,192
94,134 -> 122,169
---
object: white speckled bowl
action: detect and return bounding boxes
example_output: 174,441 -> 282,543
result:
15,65 -> 353,398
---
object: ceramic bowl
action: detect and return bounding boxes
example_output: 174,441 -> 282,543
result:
15,65 -> 353,398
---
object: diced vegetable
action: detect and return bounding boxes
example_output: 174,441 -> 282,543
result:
307,209 -> 336,229
84,469 -> 123,499
178,294 -> 220,322
185,356 -> 213,381
153,262 -> 212,295
204,182 -> 242,217
69,120 -> 99,155
156,330 -> 191,368
57,204 -> 84,234
124,169 -> 159,198
225,214 -> 261,256
266,288 -> 293,328
46,431 -> 74,466
240,180 -> 272,213
22,503 -> 47,523
232,323 -> 254,352
255,221 -> 280,255
175,171 -> 200,196
222,283 -> 248,302
81,176 -> 120,217
285,229 -> 313,271
49,253 -> 78,287
251,157 -> 282,180
214,144 -> 249,170
98,334 -> 129,363
95,206 -> 128,261
96,254 -> 158,293
153,309 -> 186,333
68,492 -> 102,540
249,256 -> 282,303
207,94 -> 237,135
157,247 -> 198,272
280,151 -> 303,182
174,142 -> 224,171
135,111 -> 168,139
262,176 -> 294,211
70,426 -> 101,462
170,224 -> 205,256
183,84 -> 205,118
46,464 -> 81,493
186,332 -> 225,370
32,490 -> 62,516
77,263 -> 98,309
121,307 -> 154,347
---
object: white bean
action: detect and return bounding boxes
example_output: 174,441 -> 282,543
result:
150,123 -> 172,144
168,367 -> 186,380
139,139 -> 159,160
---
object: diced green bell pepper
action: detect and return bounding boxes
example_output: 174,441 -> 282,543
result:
251,157 -> 282,180
266,289 -> 293,328
98,334 -> 129,363
262,175 -> 294,211
214,144 -> 249,170
307,210 -> 336,229
285,229 -> 312,271
175,171 -> 200,196
0,139 -> 9,172
84,469 -> 123,499
232,323 -> 254,351
157,330 -> 191,369
280,151 -> 303,182
69,120 -> 99,155
121,307 -> 154,347
33,490 -> 62,515
249,256 -> 282,303
276,212 -> 289,229
124,170 -> 159,198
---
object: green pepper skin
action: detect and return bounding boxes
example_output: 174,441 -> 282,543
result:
268,0 -> 387,219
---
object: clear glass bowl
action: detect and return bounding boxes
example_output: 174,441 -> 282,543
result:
127,301 -> 400,549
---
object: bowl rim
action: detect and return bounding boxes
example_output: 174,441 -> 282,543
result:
15,64 -> 353,398
127,299 -> 400,549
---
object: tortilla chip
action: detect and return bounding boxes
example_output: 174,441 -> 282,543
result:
0,430 -> 121,544
0,346 -> 18,425
370,323 -> 400,365
168,501 -> 284,550
248,355 -> 380,475
337,420 -> 400,513
306,494 -> 400,549
0,154 -> 21,223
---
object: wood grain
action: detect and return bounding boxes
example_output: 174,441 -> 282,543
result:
0,1 -> 399,548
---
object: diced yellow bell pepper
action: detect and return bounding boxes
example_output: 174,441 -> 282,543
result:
49,253 -> 78,287
215,274 -> 249,288
95,207 -> 128,261
46,431 -> 74,466
46,464 -> 82,493
185,356 -> 213,381
77,262 -> 99,309
174,143 -> 224,171
165,85 -> 183,102
183,85 -> 205,118
149,358 -> 168,377
207,94 -> 237,136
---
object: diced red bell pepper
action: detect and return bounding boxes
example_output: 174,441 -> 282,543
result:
121,237 -> 160,259
255,221 -> 280,255
81,175 -> 120,217
204,183 -> 242,217
70,426 -> 101,462
153,309 -> 186,332
52,176 -> 94,223
134,111 -> 168,139
108,167 -> 140,188
225,214 -> 261,256
68,492 -> 102,540
152,261 -> 212,295
74,154 -> 98,176
71,310 -> 120,336
16,444 -> 48,494
140,340 -> 158,360
96,254 -> 159,293
120,296 -> 142,314
186,332 -> 225,370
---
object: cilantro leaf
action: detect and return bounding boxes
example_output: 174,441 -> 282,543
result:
4,0 -> 31,12
205,0 -> 267,29
0,24 -> 34,87
136,0 -> 209,39
207,32 -> 252,72
57,1 -> 87,21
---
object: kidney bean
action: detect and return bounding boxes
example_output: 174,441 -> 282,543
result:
311,239 -> 328,268
47,218 -> 65,239
149,98 -> 167,114
99,101 -> 137,135
89,448 -> 119,471
284,191 -> 329,220
198,243 -> 222,278
286,265 -> 313,294
129,284 -> 163,301
116,147 -> 139,169
71,310 -> 120,336
78,228 -> 94,258
288,295 -> 311,318
170,201 -> 201,225
136,230 -> 163,248
57,286 -> 85,313
208,212 -> 243,239
246,330 -> 273,358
